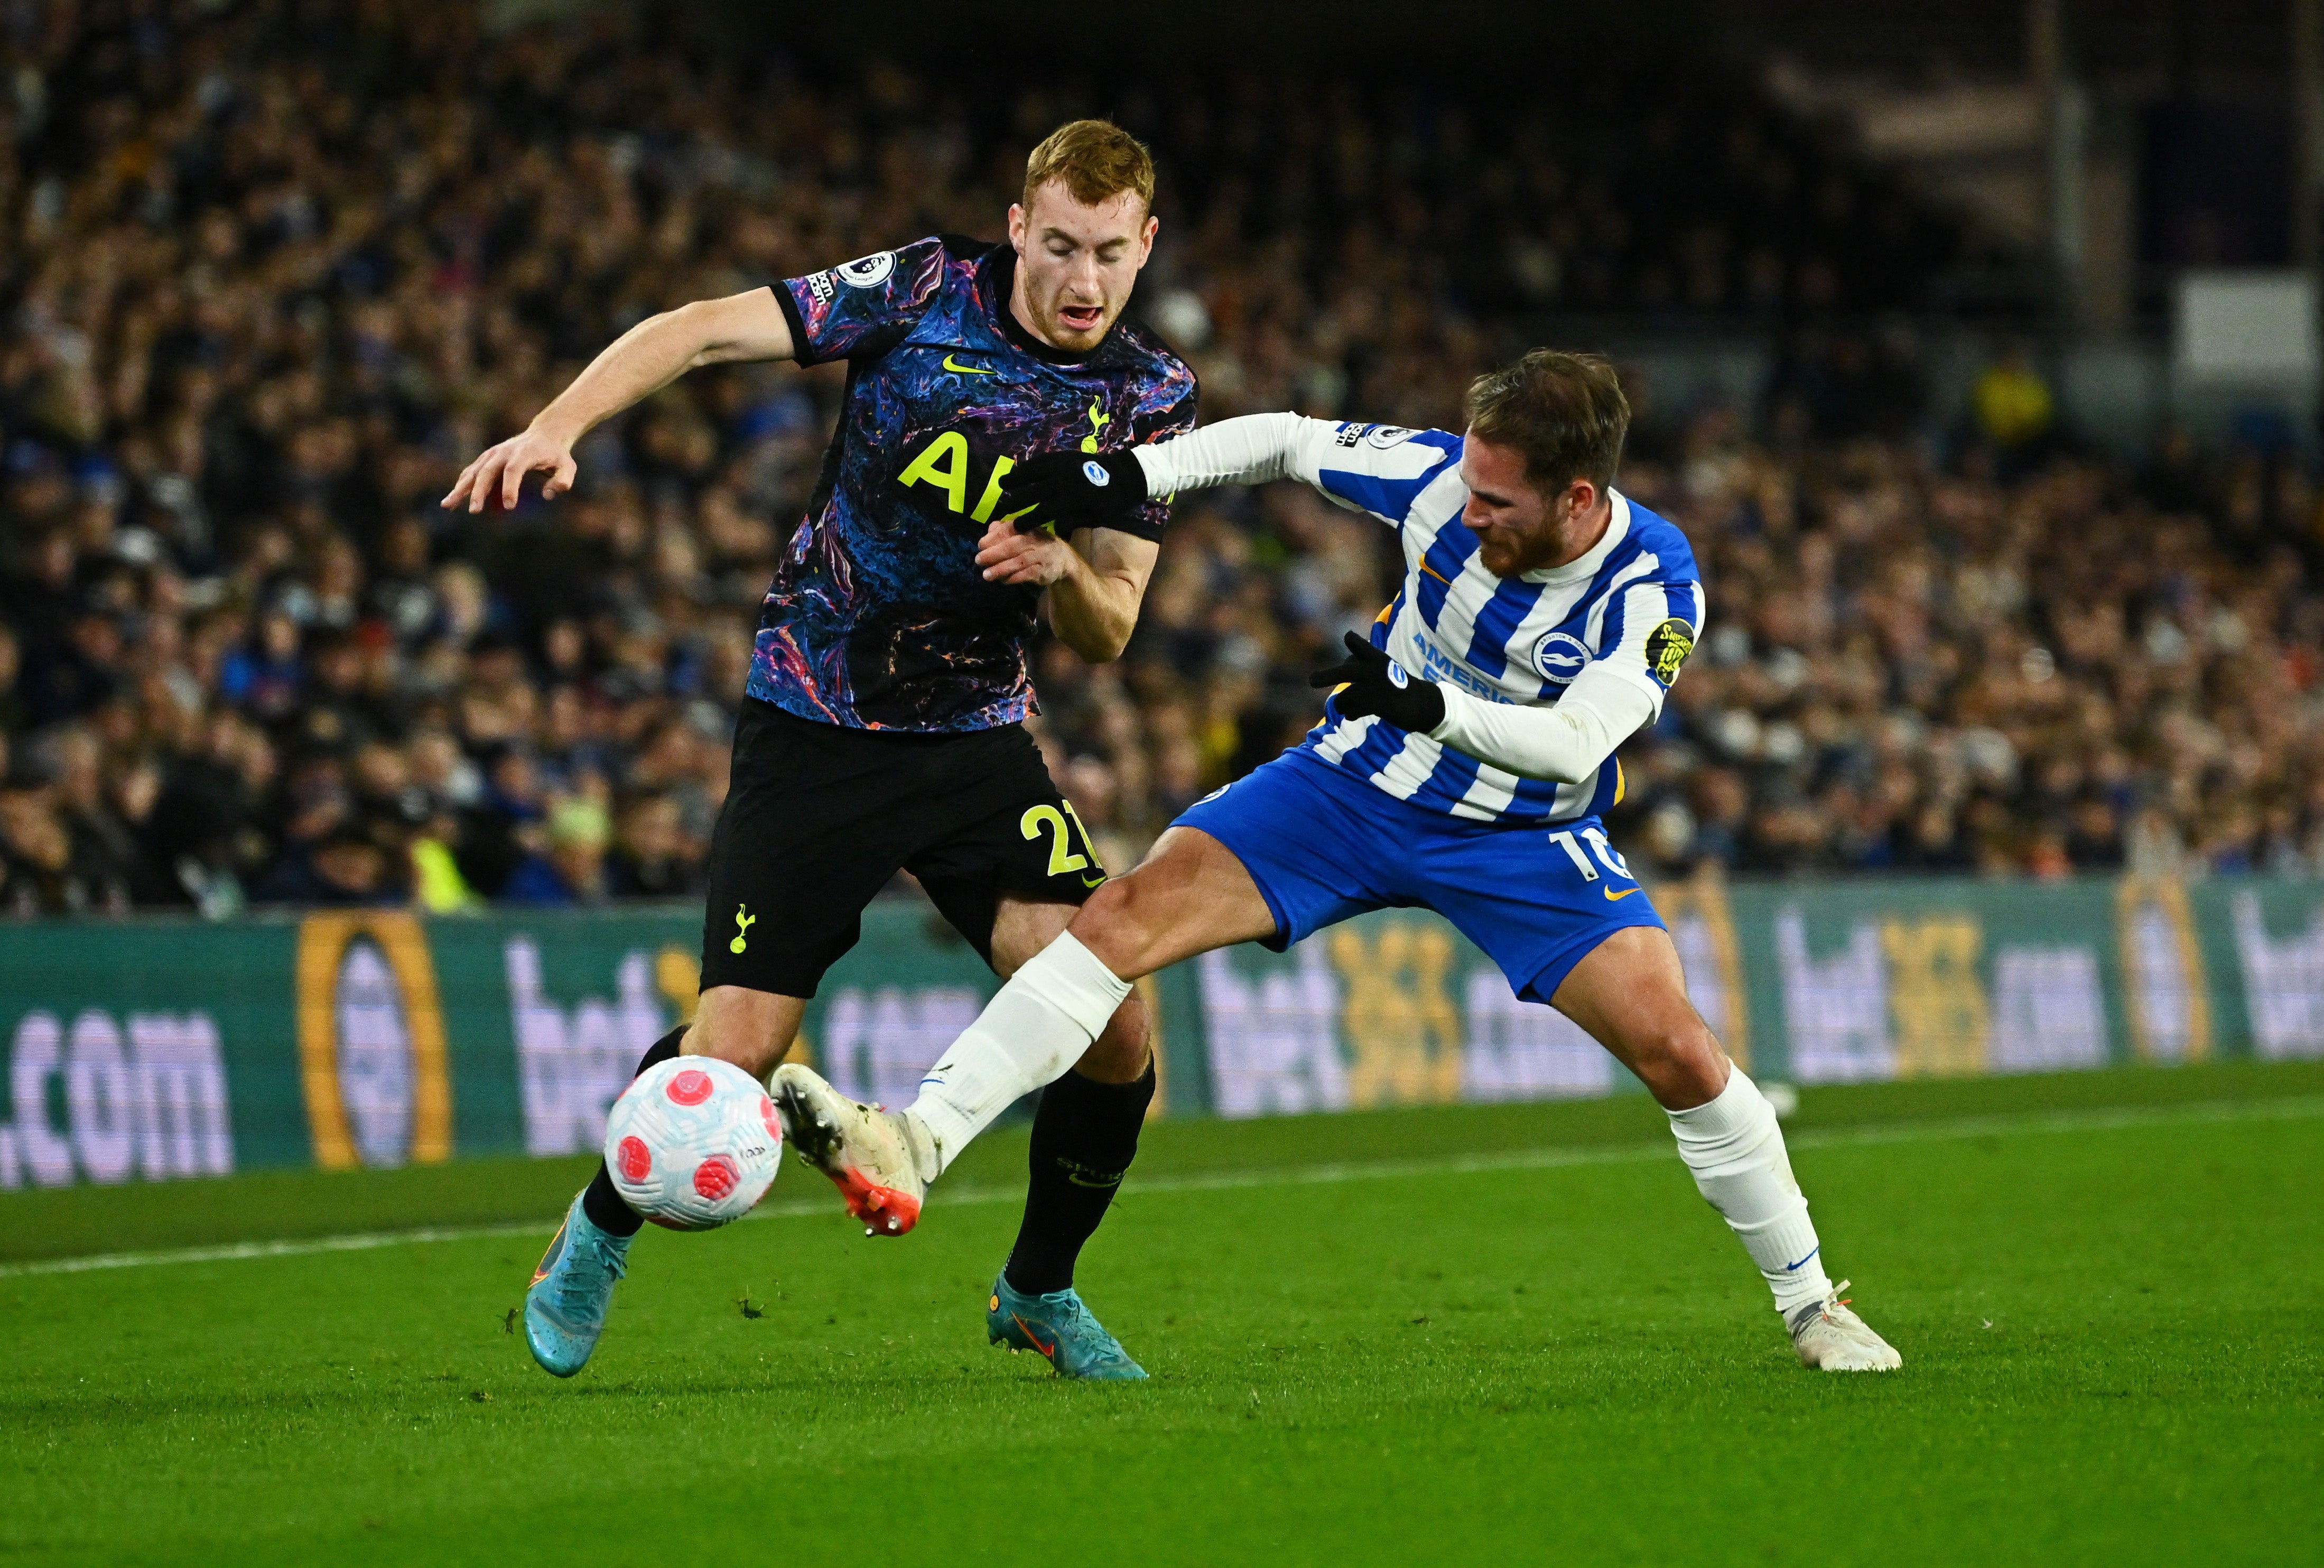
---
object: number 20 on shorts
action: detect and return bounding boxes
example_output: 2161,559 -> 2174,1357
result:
1021,801 -> 1105,884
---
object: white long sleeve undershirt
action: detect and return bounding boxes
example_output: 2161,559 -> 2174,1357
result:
1133,413 -> 1662,785
1132,411 -> 1314,493
1429,665 -> 1657,784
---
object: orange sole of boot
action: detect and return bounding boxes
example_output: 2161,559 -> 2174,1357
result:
829,1167 -> 922,1236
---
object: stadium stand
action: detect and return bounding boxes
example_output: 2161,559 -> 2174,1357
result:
0,1 -> 2317,915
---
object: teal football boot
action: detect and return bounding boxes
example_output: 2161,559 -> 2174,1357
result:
987,1272 -> 1148,1381
524,1192 -> 631,1378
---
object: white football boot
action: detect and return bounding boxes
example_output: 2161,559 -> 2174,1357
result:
771,1063 -> 937,1237
1787,1280 -> 1903,1371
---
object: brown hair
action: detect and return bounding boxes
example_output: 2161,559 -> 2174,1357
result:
1463,350 -> 1630,496
1022,119 -> 1156,216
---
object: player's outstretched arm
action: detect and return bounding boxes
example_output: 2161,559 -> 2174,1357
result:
441,288 -> 794,514
996,414 -> 1323,527
981,414 -> 1358,661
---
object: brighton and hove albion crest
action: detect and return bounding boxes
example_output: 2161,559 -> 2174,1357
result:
1531,631 -> 1591,685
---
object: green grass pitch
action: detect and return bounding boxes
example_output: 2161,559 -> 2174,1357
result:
3,1060 -> 2319,1567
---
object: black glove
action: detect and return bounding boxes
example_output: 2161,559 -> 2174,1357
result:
1309,631 -> 1445,732
994,449 -> 1149,533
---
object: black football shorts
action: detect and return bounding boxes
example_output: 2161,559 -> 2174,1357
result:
697,698 -> 1108,998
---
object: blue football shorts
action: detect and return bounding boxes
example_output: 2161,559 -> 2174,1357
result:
1172,750 -> 1665,1004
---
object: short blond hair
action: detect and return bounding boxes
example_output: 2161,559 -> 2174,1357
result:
1022,119 -> 1155,216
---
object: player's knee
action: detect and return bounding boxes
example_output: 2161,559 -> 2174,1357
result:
684,1023 -> 773,1082
1073,876 -> 1157,975
682,992 -> 797,1083
1629,1018 -> 1727,1109
1075,989 -> 1151,1083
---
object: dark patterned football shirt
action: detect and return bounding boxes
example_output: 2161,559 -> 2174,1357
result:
759,235 -> 1197,731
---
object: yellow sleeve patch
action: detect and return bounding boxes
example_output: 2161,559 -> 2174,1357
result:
1645,618 -> 1695,688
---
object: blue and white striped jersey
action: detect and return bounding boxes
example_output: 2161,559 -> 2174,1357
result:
1289,421 -> 1705,825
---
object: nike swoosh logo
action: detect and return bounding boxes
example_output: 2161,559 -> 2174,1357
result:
1010,1312 -> 1056,1359
943,354 -> 994,375
1603,885 -> 1642,902
529,1219 -> 568,1286
1782,1246 -> 1820,1272
1080,872 -> 1107,888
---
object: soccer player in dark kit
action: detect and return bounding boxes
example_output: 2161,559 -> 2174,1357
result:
443,120 -> 1194,1380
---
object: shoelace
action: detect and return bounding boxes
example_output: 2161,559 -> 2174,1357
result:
1806,1280 -> 1858,1332
1789,1279 -> 1856,1338
553,1229 -> 628,1312
1048,1296 -> 1134,1366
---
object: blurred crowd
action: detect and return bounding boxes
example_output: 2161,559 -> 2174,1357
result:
0,0 -> 2314,917
1604,424 -> 2324,880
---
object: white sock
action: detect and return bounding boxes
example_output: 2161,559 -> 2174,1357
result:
1666,1068 -> 1833,1317
906,932 -> 1132,1174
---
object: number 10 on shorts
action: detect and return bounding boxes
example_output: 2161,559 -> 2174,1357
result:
1550,827 -> 1631,884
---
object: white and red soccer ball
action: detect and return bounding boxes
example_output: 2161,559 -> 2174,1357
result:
602,1057 -> 782,1230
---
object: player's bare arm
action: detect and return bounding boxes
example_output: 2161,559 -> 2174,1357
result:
441,287 -> 794,514
974,521 -> 1158,662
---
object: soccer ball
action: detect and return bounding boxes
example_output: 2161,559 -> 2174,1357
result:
602,1057 -> 782,1230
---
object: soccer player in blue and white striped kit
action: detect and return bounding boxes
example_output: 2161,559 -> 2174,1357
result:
780,351 -> 1900,1374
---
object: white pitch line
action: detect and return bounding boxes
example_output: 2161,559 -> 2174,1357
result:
3,1093 -> 2318,1282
